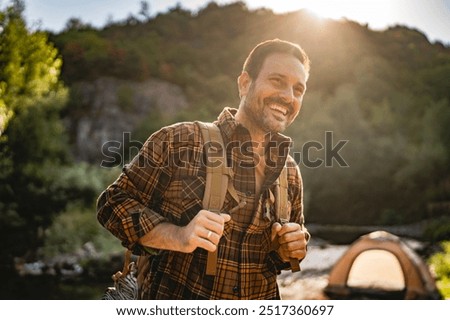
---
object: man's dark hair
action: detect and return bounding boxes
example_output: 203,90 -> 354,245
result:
242,39 -> 310,80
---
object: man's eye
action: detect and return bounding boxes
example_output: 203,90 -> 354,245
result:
294,87 -> 304,96
271,78 -> 282,85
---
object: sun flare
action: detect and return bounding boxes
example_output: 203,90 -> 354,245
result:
257,0 -> 399,30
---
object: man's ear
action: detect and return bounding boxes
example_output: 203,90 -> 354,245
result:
237,72 -> 251,98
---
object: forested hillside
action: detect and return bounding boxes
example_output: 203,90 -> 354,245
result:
50,1 -> 450,225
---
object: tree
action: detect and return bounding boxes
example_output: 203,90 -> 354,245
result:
0,1 -> 62,134
139,1 -> 151,22
0,1 -> 71,271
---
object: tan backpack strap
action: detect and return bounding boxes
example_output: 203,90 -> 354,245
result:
275,166 -> 289,222
199,122 -> 228,212
197,121 -> 229,276
275,166 -> 301,272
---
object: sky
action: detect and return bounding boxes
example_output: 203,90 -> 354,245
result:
2,0 -> 449,44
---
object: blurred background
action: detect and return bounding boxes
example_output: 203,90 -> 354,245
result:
0,0 -> 449,299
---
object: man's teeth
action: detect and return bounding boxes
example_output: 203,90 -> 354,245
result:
269,104 -> 287,115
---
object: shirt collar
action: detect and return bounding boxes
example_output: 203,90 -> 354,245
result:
214,107 -> 239,143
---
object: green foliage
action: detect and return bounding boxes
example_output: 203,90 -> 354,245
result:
41,203 -> 122,258
428,241 -> 450,299
424,217 -> 450,242
0,1 -> 62,133
49,162 -> 121,208
40,164 -> 122,262
0,2 -> 84,267
0,91 -> 71,257
54,30 -> 110,82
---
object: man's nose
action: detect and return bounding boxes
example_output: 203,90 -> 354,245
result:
279,87 -> 294,104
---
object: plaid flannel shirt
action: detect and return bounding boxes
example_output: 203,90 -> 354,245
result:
97,107 -> 307,299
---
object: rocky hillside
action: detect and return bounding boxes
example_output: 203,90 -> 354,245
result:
65,77 -> 188,163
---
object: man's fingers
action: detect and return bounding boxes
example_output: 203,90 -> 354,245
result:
200,210 -> 231,226
274,223 -> 308,262
197,237 -> 218,252
220,213 -> 231,223
278,230 -> 307,245
276,222 -> 300,236
271,222 -> 282,241
196,210 -> 228,233
278,246 -> 307,261
189,211 -> 232,251
202,228 -> 221,244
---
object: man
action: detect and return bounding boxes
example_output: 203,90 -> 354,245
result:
97,39 -> 310,299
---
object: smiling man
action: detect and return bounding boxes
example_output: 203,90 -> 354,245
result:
97,39 -> 311,299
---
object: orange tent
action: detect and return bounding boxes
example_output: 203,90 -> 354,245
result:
324,231 -> 442,299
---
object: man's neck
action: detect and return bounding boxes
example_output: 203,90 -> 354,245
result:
234,107 -> 269,199
234,107 -> 267,145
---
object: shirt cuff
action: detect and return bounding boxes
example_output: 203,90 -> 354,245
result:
127,206 -> 167,255
269,250 -> 292,273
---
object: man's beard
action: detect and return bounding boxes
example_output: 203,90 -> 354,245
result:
243,89 -> 294,134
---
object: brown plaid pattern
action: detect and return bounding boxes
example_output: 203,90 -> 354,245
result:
97,108 -> 307,299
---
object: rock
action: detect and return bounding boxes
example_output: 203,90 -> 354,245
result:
76,242 -> 99,259
67,77 -> 189,163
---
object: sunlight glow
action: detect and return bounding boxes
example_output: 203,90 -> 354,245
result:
306,0 -> 397,29
250,0 -> 399,31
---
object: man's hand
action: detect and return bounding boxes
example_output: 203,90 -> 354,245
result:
139,210 -> 231,253
271,222 -> 307,262
179,210 -> 231,253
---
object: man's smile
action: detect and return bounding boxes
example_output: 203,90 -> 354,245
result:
268,103 -> 288,116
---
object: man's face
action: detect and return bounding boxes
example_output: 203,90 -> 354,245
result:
239,53 -> 308,134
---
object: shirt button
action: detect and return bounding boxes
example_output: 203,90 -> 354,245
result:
233,286 -> 239,294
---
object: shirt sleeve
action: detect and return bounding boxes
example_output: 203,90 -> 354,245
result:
96,127 -> 173,255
